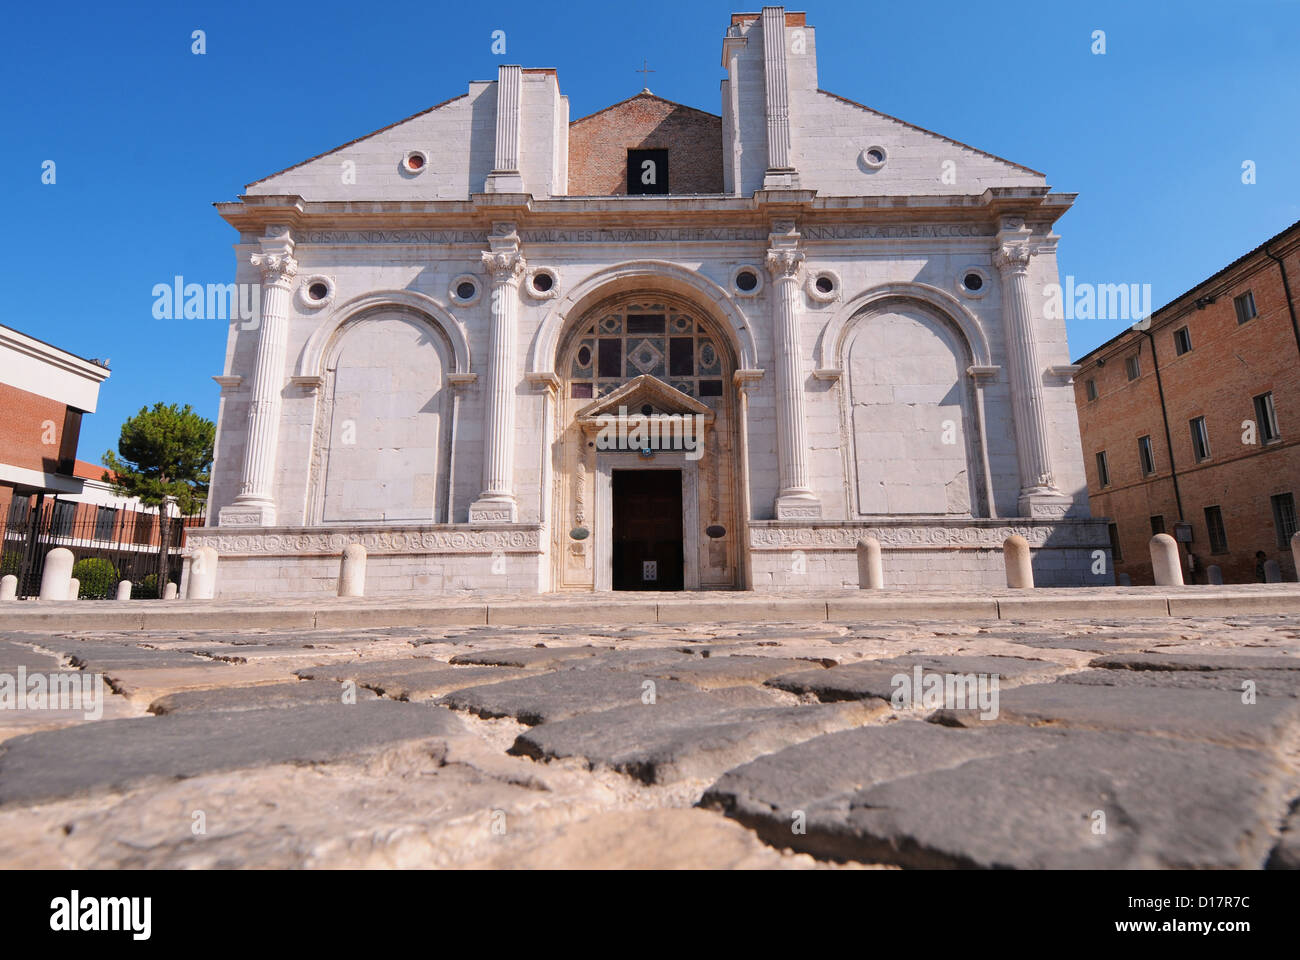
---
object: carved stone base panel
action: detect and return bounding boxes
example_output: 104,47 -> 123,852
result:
749,518 -> 1111,551
468,497 -> 519,524
187,523 -> 542,558
218,502 -> 278,527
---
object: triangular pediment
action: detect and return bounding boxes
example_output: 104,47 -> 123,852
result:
576,375 -> 713,423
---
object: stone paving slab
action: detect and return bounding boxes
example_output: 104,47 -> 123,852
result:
294,658 -> 457,683
148,679 -> 377,714
641,655 -> 832,689
511,686 -> 884,784
933,681 -> 1300,749
0,700 -> 467,808
1090,652 -> 1300,671
437,669 -> 699,725
767,655 -> 1066,703
0,640 -> 63,673
448,646 -> 614,669
1059,668 -> 1300,698
701,724 -> 1291,868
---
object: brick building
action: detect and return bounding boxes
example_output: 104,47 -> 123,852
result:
1073,218 -> 1300,585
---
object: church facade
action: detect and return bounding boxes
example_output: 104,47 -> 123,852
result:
193,7 -> 1110,597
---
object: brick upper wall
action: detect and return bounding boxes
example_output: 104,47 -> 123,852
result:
567,93 -> 723,196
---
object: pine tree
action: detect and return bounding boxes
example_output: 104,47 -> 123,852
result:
102,403 -> 214,592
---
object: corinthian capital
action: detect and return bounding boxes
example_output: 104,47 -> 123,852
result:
481,248 -> 527,282
994,241 -> 1033,273
250,251 -> 298,286
765,247 -> 805,280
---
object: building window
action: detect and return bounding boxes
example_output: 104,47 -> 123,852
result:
1254,392 -> 1281,443
93,506 -> 117,541
1204,506 -> 1228,555
1173,326 -> 1192,356
1095,451 -> 1111,488
1150,515 -> 1165,536
1234,290 -> 1257,324
1107,522 -> 1123,563
50,500 -> 76,538
1138,435 -> 1156,476
1085,378 -> 1097,401
1125,355 -> 1141,381
1190,416 -> 1211,462
1272,493 -> 1298,549
627,149 -> 669,195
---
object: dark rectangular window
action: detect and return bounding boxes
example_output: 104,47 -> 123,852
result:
627,149 -> 669,195
51,500 -> 76,538
1150,515 -> 1165,535
626,314 -> 664,335
1095,451 -> 1111,487
1254,392 -> 1280,443
1125,355 -> 1141,381
1173,326 -> 1192,355
1138,435 -> 1156,476
93,506 -> 117,541
1107,522 -> 1123,563
1085,378 -> 1097,401
570,383 -> 592,399
597,339 -> 622,378
669,337 -> 694,377
698,380 -> 723,397
1190,416 -> 1211,462
1204,506 -> 1228,554
1235,290 -> 1257,324
1272,493 -> 1298,549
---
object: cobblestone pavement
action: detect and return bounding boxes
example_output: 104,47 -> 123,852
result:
1,613 -> 1298,868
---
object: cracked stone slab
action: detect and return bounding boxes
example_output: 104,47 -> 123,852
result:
148,680 -> 378,714
33,640 -> 217,672
437,669 -> 699,724
511,686 -> 885,784
0,640 -> 64,673
642,655 -> 833,690
1091,652 -> 1300,672
294,658 -> 457,683
767,655 -> 1065,703
448,646 -> 613,669
702,723 -> 1291,868
1058,668 -> 1300,698
0,700 -> 467,808
933,681 -> 1300,749
365,666 -> 530,701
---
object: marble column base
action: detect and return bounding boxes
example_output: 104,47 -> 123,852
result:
218,500 -> 277,527
775,493 -> 822,520
469,495 -> 518,524
1017,488 -> 1074,520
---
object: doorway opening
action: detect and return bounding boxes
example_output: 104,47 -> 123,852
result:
612,469 -> 684,590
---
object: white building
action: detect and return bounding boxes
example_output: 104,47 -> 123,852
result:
196,6 -> 1109,597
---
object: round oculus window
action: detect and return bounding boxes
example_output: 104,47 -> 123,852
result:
307,282 -> 329,302
456,281 -> 477,301
815,275 -> 834,294
532,272 -> 554,293
735,270 -> 758,292
963,272 -> 984,292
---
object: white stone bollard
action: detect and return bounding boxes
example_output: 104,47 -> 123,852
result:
1003,535 -> 1033,589
0,575 -> 16,601
1150,534 -> 1183,586
39,548 -> 74,600
67,578 -> 80,601
116,580 -> 132,601
339,543 -> 367,597
187,546 -> 219,599
856,537 -> 883,590
163,582 -> 178,600
1264,560 -> 1282,583
1207,564 -> 1223,585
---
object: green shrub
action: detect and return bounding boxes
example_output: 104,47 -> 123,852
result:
71,557 -> 119,599
132,573 -> 159,600
0,552 -> 21,577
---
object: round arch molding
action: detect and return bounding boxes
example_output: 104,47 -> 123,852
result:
528,260 -> 760,378
295,289 -> 472,379
816,281 -> 993,373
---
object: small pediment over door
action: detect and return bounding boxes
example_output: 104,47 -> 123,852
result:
574,374 -> 715,444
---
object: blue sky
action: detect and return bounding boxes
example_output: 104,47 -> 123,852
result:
2,0 -> 1297,464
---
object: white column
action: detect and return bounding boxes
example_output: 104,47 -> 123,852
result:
767,221 -> 820,519
219,227 -> 296,527
470,223 -> 525,523
484,65 -> 525,194
994,228 -> 1070,519
760,6 -> 798,189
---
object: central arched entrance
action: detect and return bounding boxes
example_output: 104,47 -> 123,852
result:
551,292 -> 741,591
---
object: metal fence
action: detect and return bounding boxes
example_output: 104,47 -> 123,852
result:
0,494 -> 205,599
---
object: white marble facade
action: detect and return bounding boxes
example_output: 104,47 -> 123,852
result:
193,6 -> 1110,597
